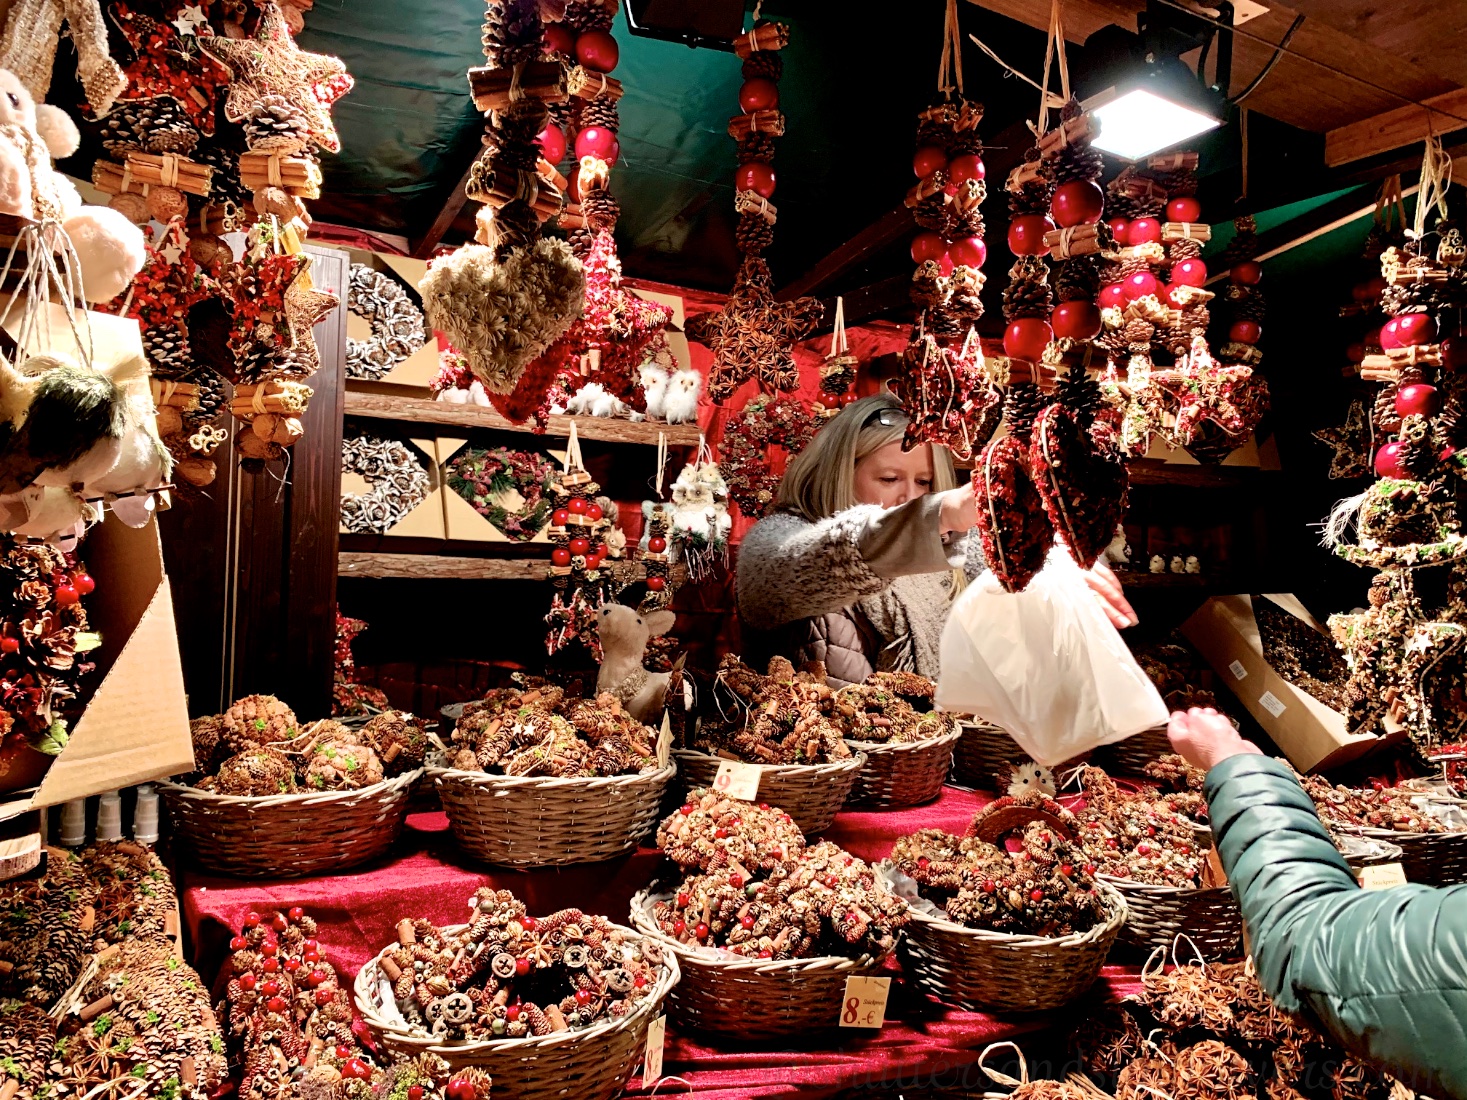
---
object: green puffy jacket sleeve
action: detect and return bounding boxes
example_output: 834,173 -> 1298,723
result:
1206,753 -> 1467,1100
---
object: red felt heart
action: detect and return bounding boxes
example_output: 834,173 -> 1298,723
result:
1029,404 -> 1129,569
973,434 -> 1054,592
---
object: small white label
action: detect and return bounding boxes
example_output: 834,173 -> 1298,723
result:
839,976 -> 891,1029
642,1015 -> 666,1082
713,759 -> 761,802
656,714 -> 672,769
1229,660 -> 1247,681
1359,863 -> 1407,890
1258,691 -> 1286,718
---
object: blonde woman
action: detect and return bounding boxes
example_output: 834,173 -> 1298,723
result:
736,393 -> 1135,687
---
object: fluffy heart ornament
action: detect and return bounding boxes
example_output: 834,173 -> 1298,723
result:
1029,404 -> 1129,570
973,434 -> 1054,593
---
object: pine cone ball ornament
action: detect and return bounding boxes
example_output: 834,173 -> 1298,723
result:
221,694 -> 299,752
359,710 -> 429,776
244,94 -> 312,154
203,746 -> 298,796
303,738 -> 385,790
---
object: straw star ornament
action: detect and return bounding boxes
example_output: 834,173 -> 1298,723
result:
201,1 -> 353,152
282,277 -> 340,377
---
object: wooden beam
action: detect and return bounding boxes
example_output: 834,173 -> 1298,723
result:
411,157 -> 479,259
776,206 -> 912,301
340,551 -> 688,583
822,274 -> 911,328
1325,87 -> 1467,167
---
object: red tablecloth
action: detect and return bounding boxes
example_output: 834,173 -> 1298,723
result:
179,786 -> 1142,1100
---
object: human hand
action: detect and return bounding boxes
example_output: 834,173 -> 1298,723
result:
1167,707 -> 1264,772
1085,561 -> 1138,629
938,481 -> 979,536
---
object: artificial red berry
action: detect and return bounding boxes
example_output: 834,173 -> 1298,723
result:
262,958 -> 279,973
506,1004 -> 521,1021
1137,844 -> 1151,856
336,1044 -> 352,1059
1171,257 -> 1207,286
673,919 -> 686,936
343,1059 -> 371,1081
266,996 -> 286,1014
1030,889 -> 1044,902
824,874 -> 839,888
694,922 -> 709,940
230,936 -> 247,951
244,912 -> 261,928
677,892 -> 690,907
1105,837 -> 1118,849
741,914 -> 755,929
917,856 -> 930,869
714,827 -> 728,840
584,502 -> 604,522
72,573 -> 95,596
0,636 -> 18,654
1084,863 -> 1097,875
568,537 -> 591,556
54,585 -> 79,607
1179,844 -> 1193,855
729,874 -> 744,889
575,988 -> 593,1005
288,906 -> 304,921
634,974 -> 647,988
408,1088 -> 425,1100
307,969 -> 328,988
1107,216 -> 1129,241
239,973 -> 256,991
515,957 -> 531,977
679,803 -> 694,815
758,949 -> 773,958
1003,317 -> 1053,362
981,880 -> 996,894
302,949 -> 320,964
284,958 -> 301,973
262,979 -> 280,996
537,123 -> 567,164
314,986 -> 336,1007
521,915 -> 538,932
272,914 -> 288,932
261,941 -> 278,957
1060,864 -> 1074,877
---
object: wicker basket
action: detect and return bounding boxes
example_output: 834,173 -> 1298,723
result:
1098,874 -> 1242,960
950,720 -> 1028,788
156,769 -> 422,878
845,726 -> 961,809
673,750 -> 863,835
1096,727 -> 1173,775
630,890 -> 891,1041
1334,832 -> 1404,872
894,877 -> 1128,1013
354,923 -> 678,1100
433,764 -> 674,868
1356,826 -> 1467,886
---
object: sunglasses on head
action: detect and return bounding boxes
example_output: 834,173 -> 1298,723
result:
863,406 -> 905,428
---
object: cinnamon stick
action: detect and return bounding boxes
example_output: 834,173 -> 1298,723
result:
465,165 -> 563,220
567,65 -> 623,101
727,110 -> 785,141
1162,221 -> 1212,243
1005,159 -> 1045,194
1037,113 -> 1097,158
79,994 -> 115,1021
239,152 -> 322,198
150,379 -> 201,411
558,203 -> 586,230
467,60 -> 568,112
1044,223 -> 1105,260
1148,150 -> 1199,171
734,190 -> 777,224
379,956 -> 402,981
733,22 -> 789,57
396,919 -> 416,946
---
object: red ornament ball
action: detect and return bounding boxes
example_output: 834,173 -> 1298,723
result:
544,23 -> 574,57
1345,341 -> 1366,363
54,584 -> 79,607
244,912 -> 261,928
239,973 -> 257,991
1127,217 -> 1162,245
1443,334 -> 1467,370
261,941 -> 278,957
568,537 -> 591,556
1003,317 -> 1053,362
287,906 -> 304,921
266,996 -> 287,1014
912,145 -> 948,179
1172,257 -> 1207,286
734,161 -> 776,197
262,979 -> 281,997
284,957 -> 301,973
1374,441 -> 1407,479
948,235 -> 987,268
1098,282 -> 1127,310
1385,312 -> 1437,349
409,1088 -> 424,1100
646,575 -> 667,592
694,921 -> 710,940
1051,300 -> 1102,340
1396,384 -> 1442,418
647,535 -> 667,553
574,30 -> 619,72
584,501 -> 604,521
335,1044 -> 353,1060
230,935 -> 246,951
446,1079 -> 478,1100
1166,197 -> 1202,222
262,957 -> 279,973
948,153 -> 985,184
910,231 -> 946,264
1122,271 -> 1159,301
1229,260 -> 1263,285
307,969 -> 328,988
537,124 -> 567,164
567,497 -> 589,514
0,636 -> 17,655
1007,214 -> 1055,256
739,77 -> 779,113
1106,217 -> 1129,241
272,913 -> 288,932
551,508 -> 569,526
1051,180 -> 1105,228
574,125 -> 617,161
937,253 -> 955,276
72,572 -> 95,595
1229,320 -> 1262,345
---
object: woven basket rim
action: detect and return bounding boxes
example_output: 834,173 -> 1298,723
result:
845,726 -> 964,756
893,876 -> 1129,946
1095,872 -> 1233,899
155,767 -> 424,808
672,748 -> 865,779
629,889 -> 893,975
427,762 -> 676,792
1351,823 -> 1467,841
353,921 -> 680,1056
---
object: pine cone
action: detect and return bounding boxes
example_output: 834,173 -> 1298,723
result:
103,99 -> 196,156
737,132 -> 776,165
742,52 -> 782,81
1055,256 -> 1100,302
1438,393 -> 1467,449
1052,142 -> 1103,186
143,325 -> 191,377
1397,423 -> 1437,479
1123,318 -> 1155,347
482,0 -> 543,66
1215,216 -> 1259,268
579,96 -> 619,131
1373,382 -> 1402,433
567,223 -> 594,259
1002,257 -> 1053,320
234,340 -> 289,385
193,144 -> 251,207
185,369 -> 228,429
1008,173 -> 1053,217
910,262 -> 946,310
1004,380 -> 1045,436
949,127 -> 983,157
243,93 -> 310,153
1152,167 -> 1197,198
928,308 -> 966,342
1167,238 -> 1203,263
563,0 -> 613,31
1058,361 -> 1103,423
951,209 -> 985,239
912,193 -> 953,235
582,189 -> 619,231
736,210 -> 774,255
915,118 -> 950,152
1228,285 -> 1266,324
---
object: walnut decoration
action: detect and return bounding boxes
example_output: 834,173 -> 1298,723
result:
689,655 -> 852,765
374,889 -> 666,1041
449,681 -> 656,779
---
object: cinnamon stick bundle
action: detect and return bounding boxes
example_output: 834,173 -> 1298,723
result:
466,164 -> 563,219
905,175 -> 949,209
239,152 -> 322,197
1005,159 -> 1045,193
467,60 -> 567,112
567,65 -> 623,101
1162,221 -> 1212,243
727,109 -> 785,140
231,380 -> 314,418
538,158 -> 569,194
1362,345 -> 1443,372
1037,113 -> 1097,158
734,21 -> 789,57
558,202 -> 586,229
1148,150 -> 1199,171
1220,342 -> 1263,366
734,189 -> 777,224
1044,222 -> 1105,259
150,378 -> 201,411
93,153 -> 212,196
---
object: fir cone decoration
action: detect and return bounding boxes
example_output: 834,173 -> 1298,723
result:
1055,256 -> 1100,302
563,0 -> 614,31
1228,284 -> 1266,324
482,0 -> 544,66
1396,415 -> 1437,479
1167,237 -> 1204,262
912,192 -> 952,234
738,132 -> 776,165
142,324 -> 190,377
1053,142 -> 1103,186
1005,380 -> 1045,437
736,211 -> 774,255
101,98 -> 197,156
185,372 -> 228,430
243,94 -> 311,153
234,340 -> 289,385
1123,318 -> 1156,350
1058,361 -> 1104,424
579,96 -> 619,131
1008,173 -> 1053,217
193,144 -> 251,208
1003,257 -> 1053,320
581,189 -> 619,232
1216,215 -> 1259,268
566,224 -> 595,259
742,51 -> 782,81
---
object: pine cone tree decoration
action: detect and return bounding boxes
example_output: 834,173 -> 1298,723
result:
743,51 -> 782,81
738,132 -> 776,165
949,126 -> 984,157
1215,215 -> 1259,268
482,0 -> 543,66
143,325 -> 191,377
579,96 -> 619,131
915,117 -> 950,151
1003,257 -> 1053,320
243,94 -> 311,153
1005,379 -> 1045,437
736,210 -> 774,255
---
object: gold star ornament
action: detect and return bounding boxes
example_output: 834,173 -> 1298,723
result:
201,1 -> 353,153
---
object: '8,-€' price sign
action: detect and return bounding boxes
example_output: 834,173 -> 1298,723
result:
712,759 -> 762,802
840,976 -> 890,1029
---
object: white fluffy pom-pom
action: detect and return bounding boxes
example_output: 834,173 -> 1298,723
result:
34,104 -> 80,159
63,206 -> 145,303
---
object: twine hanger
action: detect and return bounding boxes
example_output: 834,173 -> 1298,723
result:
1376,174 -> 1407,236
1411,134 -> 1452,244
563,419 -> 585,473
828,295 -> 847,358
1036,0 -> 1071,137
937,0 -> 964,97
654,429 -> 668,497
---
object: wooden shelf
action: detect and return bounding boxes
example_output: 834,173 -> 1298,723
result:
1128,460 -> 1275,488
343,391 -> 703,446
1119,571 -> 1220,589
340,550 -> 688,583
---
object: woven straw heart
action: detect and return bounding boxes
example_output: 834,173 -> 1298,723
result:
973,434 -> 1054,593
1030,404 -> 1129,570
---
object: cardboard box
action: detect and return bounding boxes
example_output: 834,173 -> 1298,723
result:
1180,594 -> 1399,772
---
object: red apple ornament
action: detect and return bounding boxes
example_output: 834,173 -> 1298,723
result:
735,161 -> 776,197
1396,384 -> 1442,418
948,235 -> 986,268
1172,258 -> 1207,287
1166,197 -> 1202,222
949,153 -> 985,183
1128,217 -> 1162,244
1229,320 -> 1261,344
1052,300 -> 1102,340
910,232 -> 947,264
1098,283 -> 1127,310
544,23 -> 574,57
739,77 -> 779,113
1051,180 -> 1104,228
1374,441 -> 1407,479
1003,318 -> 1053,362
912,146 -> 948,179
574,30 -> 619,72
1008,214 -> 1054,256
1230,260 -> 1263,285
574,126 -> 617,162
1122,271 -> 1159,301
537,124 -> 567,164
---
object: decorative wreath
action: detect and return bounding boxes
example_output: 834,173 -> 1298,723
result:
345,263 -> 427,380
718,394 -> 823,519
340,433 -> 430,534
445,447 -> 557,542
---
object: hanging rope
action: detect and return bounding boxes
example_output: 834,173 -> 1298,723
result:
1376,174 -> 1406,237
1411,135 -> 1452,244
1036,0 -> 1071,137
937,0 -> 964,97
828,295 -> 847,357
1237,107 -> 1249,202
654,429 -> 668,497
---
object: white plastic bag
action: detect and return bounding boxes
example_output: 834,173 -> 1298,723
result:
936,546 -> 1168,766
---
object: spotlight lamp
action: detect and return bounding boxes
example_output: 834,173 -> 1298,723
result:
1085,84 -> 1222,161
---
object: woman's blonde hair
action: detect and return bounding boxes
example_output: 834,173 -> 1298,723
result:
775,393 -> 965,593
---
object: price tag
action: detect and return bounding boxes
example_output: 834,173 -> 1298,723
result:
1258,691 -> 1286,718
713,759 -> 761,802
656,714 -> 673,769
642,1014 -> 666,1082
1228,660 -> 1247,681
1359,863 -> 1407,890
839,976 -> 890,1029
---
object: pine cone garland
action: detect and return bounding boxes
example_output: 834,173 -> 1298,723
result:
579,97 -> 619,131
243,94 -> 311,153
737,132 -> 776,165
1229,285 -> 1266,324
736,210 -> 774,255
742,52 -> 782,81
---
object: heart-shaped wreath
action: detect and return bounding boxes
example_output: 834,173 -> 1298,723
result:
445,447 -> 556,542
1030,405 -> 1129,570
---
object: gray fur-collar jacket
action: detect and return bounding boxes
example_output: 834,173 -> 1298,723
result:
736,490 -> 983,688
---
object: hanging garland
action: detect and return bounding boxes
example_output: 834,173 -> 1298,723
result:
545,427 -> 617,656
445,447 -> 557,542
345,263 -> 426,380
718,395 -> 820,519
339,433 -> 430,534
